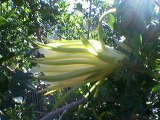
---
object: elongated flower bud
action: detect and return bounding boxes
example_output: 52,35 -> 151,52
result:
31,8 -> 128,94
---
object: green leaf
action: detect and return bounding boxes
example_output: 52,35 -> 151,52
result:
12,0 -> 24,6
4,9 -> 16,19
0,0 -> 8,3
108,14 -> 115,29
0,16 -> 7,27
0,72 -> 9,93
155,60 -> 160,70
152,84 -> 160,93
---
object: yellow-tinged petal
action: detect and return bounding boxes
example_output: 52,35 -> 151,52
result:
31,59 -> 98,65
114,39 -> 133,52
38,74 -> 91,94
36,42 -> 89,53
39,48 -> 60,57
34,53 -> 96,61
35,65 -> 108,82
31,64 -> 94,72
79,32 -> 98,55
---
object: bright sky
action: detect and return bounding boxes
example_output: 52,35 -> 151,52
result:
67,0 -> 90,13
67,0 -> 114,13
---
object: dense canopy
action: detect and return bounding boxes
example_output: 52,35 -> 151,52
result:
0,0 -> 159,119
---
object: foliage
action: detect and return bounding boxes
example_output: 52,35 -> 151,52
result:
0,0 -> 159,120
0,0 -> 61,119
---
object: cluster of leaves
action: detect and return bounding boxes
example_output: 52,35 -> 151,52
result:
0,1 -> 35,114
55,1 -> 86,39
0,0 -> 69,119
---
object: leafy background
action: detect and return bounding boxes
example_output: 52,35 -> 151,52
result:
0,0 -> 159,120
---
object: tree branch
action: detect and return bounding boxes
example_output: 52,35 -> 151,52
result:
40,98 -> 88,120
87,0 -> 92,39
0,65 -> 15,74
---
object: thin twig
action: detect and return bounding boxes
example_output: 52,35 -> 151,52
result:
40,98 -> 88,120
0,65 -> 15,74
